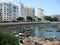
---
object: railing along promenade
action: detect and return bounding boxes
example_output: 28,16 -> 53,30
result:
0,22 -> 60,28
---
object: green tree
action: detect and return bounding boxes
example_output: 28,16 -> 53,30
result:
44,16 -> 53,21
37,18 -> 41,21
32,18 -> 35,22
12,20 -> 17,22
0,32 -> 19,45
17,17 -> 24,21
53,17 -> 58,21
26,16 -> 33,21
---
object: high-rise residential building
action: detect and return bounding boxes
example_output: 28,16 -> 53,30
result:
0,2 -> 18,21
24,7 -> 28,19
12,5 -> 18,20
17,2 -> 25,18
0,3 -> 2,20
24,7 -> 35,18
29,7 -> 35,18
0,2 -> 35,21
37,8 -> 44,20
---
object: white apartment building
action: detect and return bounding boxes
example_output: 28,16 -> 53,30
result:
0,2 -> 18,21
17,2 -> 25,18
12,5 -> 18,20
0,2 -> 35,21
37,8 -> 44,20
0,4 -> 2,20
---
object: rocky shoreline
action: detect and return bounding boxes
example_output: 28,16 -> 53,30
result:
19,36 -> 60,45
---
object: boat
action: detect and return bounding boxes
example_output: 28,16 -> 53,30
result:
50,36 -> 56,38
56,28 -> 60,32
19,33 -> 24,36
15,35 -> 19,37
41,26 -> 45,28
56,30 -> 60,32
23,28 -> 30,31
46,29 -> 53,32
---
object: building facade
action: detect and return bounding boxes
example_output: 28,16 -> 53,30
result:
0,2 -> 35,21
17,2 -> 25,18
37,8 -> 44,20
29,7 -> 35,18
24,7 -> 35,18
0,3 -> 2,20
12,5 -> 18,20
0,2 -> 18,21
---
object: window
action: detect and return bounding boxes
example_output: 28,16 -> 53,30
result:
4,17 -> 6,18
4,8 -> 6,10
4,10 -> 6,12
0,14 -> 1,16
4,12 -> 6,14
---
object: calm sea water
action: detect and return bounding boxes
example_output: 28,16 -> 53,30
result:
0,24 -> 60,39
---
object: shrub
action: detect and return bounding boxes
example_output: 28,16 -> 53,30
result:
0,32 -> 19,45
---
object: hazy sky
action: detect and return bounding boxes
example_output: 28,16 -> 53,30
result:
0,0 -> 60,15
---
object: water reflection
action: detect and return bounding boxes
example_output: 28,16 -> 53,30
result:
0,24 -> 60,39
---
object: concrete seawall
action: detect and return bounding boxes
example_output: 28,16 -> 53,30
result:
0,22 -> 60,28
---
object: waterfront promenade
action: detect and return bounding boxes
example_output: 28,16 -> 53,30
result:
0,22 -> 60,28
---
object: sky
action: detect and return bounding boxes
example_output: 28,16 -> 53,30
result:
0,0 -> 60,16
